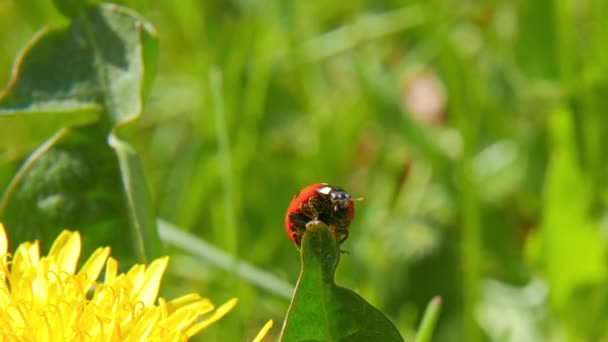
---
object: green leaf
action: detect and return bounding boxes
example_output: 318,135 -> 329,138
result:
52,0 -> 90,18
0,3 -> 161,263
0,124 -> 159,264
109,133 -> 162,263
280,222 -> 403,342
0,3 -> 158,134
81,3 -> 159,127
0,25 -> 103,146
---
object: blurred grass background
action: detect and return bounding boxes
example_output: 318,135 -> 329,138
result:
2,0 -> 608,341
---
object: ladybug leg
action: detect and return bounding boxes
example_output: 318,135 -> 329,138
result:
289,212 -> 311,248
302,195 -> 331,220
299,200 -> 317,219
292,232 -> 303,248
335,228 -> 350,254
289,212 -> 310,228
335,228 -> 349,244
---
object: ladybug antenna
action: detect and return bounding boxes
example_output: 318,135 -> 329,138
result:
354,197 -> 365,202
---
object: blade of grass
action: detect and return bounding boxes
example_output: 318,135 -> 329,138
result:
209,67 -> 238,258
157,218 -> 294,299
428,0 -> 482,339
297,5 -> 426,63
414,296 -> 442,342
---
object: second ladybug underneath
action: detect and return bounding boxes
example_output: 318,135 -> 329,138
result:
285,183 -> 355,248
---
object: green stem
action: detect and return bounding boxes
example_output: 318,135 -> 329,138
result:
414,296 -> 442,342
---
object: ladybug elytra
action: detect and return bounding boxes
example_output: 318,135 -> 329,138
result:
285,183 -> 355,248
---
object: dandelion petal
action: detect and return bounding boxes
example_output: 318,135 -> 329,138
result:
78,246 -> 111,289
135,256 -> 169,306
48,230 -> 81,274
253,319 -> 274,342
185,297 -> 238,337
0,223 -> 7,256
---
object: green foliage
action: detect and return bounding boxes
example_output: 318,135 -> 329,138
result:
0,3 -> 161,264
52,0 -> 90,18
281,222 -> 403,341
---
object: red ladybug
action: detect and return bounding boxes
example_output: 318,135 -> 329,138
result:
285,183 -> 355,248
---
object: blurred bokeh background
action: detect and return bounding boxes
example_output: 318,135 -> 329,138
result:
2,0 -> 608,341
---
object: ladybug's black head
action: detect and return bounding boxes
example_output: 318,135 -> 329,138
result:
317,185 -> 352,210
329,188 -> 351,209
316,185 -> 355,228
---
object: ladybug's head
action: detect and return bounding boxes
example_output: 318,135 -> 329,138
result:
329,188 -> 351,207
318,185 -> 355,221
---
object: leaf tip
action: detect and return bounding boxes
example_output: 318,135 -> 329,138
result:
51,0 -> 91,18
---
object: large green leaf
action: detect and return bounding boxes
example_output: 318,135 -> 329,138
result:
280,222 -> 404,341
0,25 -> 102,148
0,3 -> 161,263
0,3 -> 158,150
0,125 -> 152,264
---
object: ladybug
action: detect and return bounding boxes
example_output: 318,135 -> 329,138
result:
285,183 -> 355,248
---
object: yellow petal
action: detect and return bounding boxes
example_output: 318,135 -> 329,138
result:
166,293 -> 213,315
185,297 -> 238,337
32,258 -> 57,305
77,246 -> 110,289
11,241 -> 40,283
104,257 -> 119,283
160,331 -> 181,342
85,304 -> 103,334
126,307 -> 160,341
158,297 -> 168,319
171,298 -> 214,316
0,223 -> 7,256
253,319 -> 274,342
159,304 -> 202,333
48,230 -> 81,274
159,296 -> 215,333
0,223 -> 7,287
126,264 -> 146,298
134,257 -> 169,306
0,280 -> 10,308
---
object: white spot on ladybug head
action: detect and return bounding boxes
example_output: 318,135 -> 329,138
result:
317,186 -> 332,195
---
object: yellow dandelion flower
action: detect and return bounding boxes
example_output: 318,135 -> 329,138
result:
0,223 -> 237,341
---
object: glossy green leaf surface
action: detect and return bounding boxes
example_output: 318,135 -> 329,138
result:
0,3 -> 158,139
0,3 -> 161,263
109,133 -> 162,263
280,223 -> 403,342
